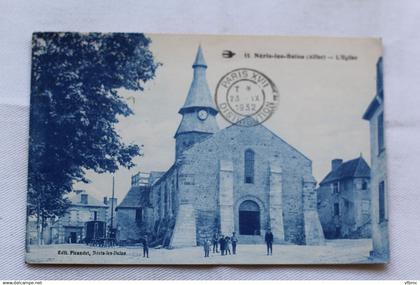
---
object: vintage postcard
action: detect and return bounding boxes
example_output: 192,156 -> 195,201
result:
26,33 -> 388,264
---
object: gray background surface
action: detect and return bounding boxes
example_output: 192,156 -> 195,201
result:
1,0 -> 420,279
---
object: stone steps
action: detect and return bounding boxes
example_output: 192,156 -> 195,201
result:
236,235 -> 265,244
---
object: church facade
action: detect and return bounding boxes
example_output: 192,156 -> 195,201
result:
116,46 -> 325,247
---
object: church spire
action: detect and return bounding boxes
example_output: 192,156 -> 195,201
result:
192,45 -> 207,68
174,46 -> 219,159
178,46 -> 218,114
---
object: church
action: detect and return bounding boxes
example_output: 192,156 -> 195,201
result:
116,46 -> 325,247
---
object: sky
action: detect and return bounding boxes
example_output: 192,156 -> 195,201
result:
74,34 -> 382,203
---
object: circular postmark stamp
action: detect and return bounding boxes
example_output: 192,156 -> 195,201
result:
215,68 -> 279,127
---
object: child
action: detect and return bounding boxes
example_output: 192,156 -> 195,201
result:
225,236 -> 231,255
142,234 -> 149,258
203,238 -> 211,257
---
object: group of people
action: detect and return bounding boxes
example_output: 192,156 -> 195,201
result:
141,229 -> 275,259
203,232 -> 239,257
203,229 -> 275,258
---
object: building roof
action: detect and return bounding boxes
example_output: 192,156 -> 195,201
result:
67,190 -> 108,208
178,45 -> 218,114
149,171 -> 165,185
320,157 -> 371,185
363,95 -> 383,120
116,186 -> 151,209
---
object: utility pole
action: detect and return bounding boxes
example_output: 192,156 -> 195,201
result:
110,174 -> 115,230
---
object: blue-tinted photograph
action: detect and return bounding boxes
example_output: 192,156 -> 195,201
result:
26,33 -> 388,264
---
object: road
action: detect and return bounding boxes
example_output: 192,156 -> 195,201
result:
26,239 -> 375,264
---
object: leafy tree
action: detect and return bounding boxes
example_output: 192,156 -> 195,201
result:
27,33 -> 159,243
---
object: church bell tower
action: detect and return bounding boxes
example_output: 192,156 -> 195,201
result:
175,46 -> 219,160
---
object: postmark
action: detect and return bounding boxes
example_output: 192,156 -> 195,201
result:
215,68 -> 279,127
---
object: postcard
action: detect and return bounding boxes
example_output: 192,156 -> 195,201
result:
25,32 -> 388,264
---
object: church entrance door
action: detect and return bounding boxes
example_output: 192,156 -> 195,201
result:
239,200 -> 260,235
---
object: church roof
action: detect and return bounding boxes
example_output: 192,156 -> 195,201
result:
320,157 -> 370,185
175,112 -> 219,137
116,186 -> 151,209
181,116 -> 312,163
179,46 -> 218,113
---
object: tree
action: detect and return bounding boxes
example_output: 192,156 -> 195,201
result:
27,33 -> 159,244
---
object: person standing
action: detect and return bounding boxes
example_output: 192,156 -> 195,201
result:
142,234 -> 149,258
265,229 -> 274,256
231,232 -> 238,255
219,234 -> 226,256
212,232 -> 219,253
225,236 -> 231,255
203,238 -> 211,258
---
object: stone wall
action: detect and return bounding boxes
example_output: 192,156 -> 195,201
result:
303,175 -> 325,245
179,122 -> 314,245
269,163 -> 284,242
368,102 -> 389,259
170,203 -> 197,247
317,177 -> 371,239
219,160 -> 234,236
116,208 -> 142,242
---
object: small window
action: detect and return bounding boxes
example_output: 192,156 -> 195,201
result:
332,182 -> 340,194
93,211 -> 97,221
378,112 -> 385,153
361,200 -> 370,214
244,149 -> 255,184
379,181 -> 386,223
136,208 -> 143,224
334,203 -> 340,216
361,181 -> 368,190
344,200 -> 350,208
80,194 -> 88,204
376,57 -> 383,96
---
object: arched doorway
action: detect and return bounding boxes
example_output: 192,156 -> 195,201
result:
239,200 -> 260,235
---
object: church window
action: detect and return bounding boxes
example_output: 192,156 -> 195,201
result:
135,208 -> 143,224
164,185 -> 169,217
244,149 -> 255,184
334,203 -> 340,216
379,181 -> 386,223
332,182 -> 340,193
378,112 -> 384,154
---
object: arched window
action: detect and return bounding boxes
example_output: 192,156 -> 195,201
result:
244,149 -> 255,184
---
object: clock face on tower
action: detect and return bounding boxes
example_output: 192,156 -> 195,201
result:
197,109 -> 208,120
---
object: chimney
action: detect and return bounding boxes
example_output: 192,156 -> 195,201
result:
331,159 -> 343,171
103,197 -> 108,205
80,193 -> 88,204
